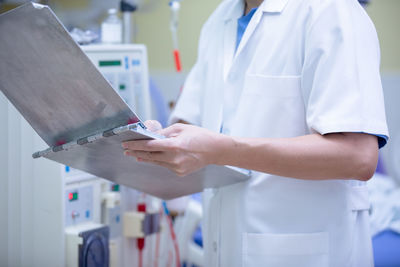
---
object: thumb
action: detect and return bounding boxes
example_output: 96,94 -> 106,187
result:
144,120 -> 163,132
158,123 -> 184,137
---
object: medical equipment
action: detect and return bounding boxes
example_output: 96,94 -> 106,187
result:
0,70 -> 169,267
162,202 -> 181,267
0,4 -> 172,266
358,0 -> 371,7
368,173 -> 400,236
64,178 -> 111,267
169,0 -> 182,72
120,0 -> 138,43
82,44 -> 152,120
380,75 -> 400,185
65,224 -> 110,267
174,200 -> 204,266
101,9 -> 122,44
0,3 -> 250,199
369,75 -> 400,267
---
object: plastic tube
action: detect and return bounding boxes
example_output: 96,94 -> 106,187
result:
173,49 -> 182,72
163,201 -> 181,267
137,195 -> 147,267
169,0 -> 182,72
154,208 -> 163,267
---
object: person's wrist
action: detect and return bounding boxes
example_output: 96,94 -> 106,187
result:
209,134 -> 234,166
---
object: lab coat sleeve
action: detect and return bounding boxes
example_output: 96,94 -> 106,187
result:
168,24 -> 209,126
168,61 -> 205,126
301,0 -> 389,142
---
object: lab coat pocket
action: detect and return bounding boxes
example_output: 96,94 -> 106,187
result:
242,232 -> 329,267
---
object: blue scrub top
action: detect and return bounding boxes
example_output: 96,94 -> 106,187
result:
236,8 -> 258,51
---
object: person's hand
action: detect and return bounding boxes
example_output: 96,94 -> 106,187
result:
122,123 -> 227,176
143,120 -> 163,132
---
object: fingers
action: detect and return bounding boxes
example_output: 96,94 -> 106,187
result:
122,138 -> 178,152
124,151 -> 187,176
158,123 -> 185,137
137,158 -> 188,176
144,120 -> 163,132
139,158 -> 174,169
122,123 -> 186,151
136,158 -> 189,177
124,150 -> 170,162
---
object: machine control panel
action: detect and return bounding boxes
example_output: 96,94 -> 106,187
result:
65,185 -> 94,227
82,44 -> 151,121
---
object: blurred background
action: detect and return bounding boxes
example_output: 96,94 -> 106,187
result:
0,0 -> 398,111
0,1 -> 399,267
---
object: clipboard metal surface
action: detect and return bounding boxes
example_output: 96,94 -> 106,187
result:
41,127 -> 251,200
0,3 -> 140,147
0,3 -> 251,199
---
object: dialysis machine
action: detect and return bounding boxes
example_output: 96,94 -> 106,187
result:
64,44 -> 166,267
81,44 -> 151,120
0,44 -> 174,267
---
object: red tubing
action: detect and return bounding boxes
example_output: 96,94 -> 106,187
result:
173,49 -> 182,72
137,202 -> 146,267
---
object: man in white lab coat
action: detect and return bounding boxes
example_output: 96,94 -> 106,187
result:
123,0 -> 389,266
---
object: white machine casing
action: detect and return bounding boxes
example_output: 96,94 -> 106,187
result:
65,222 -> 109,267
81,44 -> 152,121
0,44 -> 167,267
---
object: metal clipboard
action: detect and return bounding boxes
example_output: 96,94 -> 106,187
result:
0,3 -> 250,199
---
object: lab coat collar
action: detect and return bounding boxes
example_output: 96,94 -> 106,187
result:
233,0 -> 289,57
223,0 -> 245,22
222,0 -> 289,78
260,0 -> 289,13
223,0 -> 289,21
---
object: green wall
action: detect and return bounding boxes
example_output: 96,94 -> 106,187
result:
135,0 -> 220,72
367,0 -> 400,72
135,0 -> 400,73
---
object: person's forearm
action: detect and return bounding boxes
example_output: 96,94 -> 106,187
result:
213,133 -> 378,181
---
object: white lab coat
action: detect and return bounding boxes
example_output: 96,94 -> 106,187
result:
170,0 -> 389,266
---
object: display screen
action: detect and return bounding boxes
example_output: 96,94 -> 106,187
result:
99,60 -> 121,67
